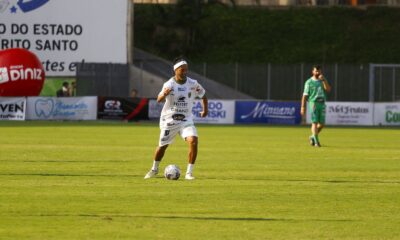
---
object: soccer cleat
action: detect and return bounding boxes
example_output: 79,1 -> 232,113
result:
185,173 -> 195,180
309,136 -> 315,146
144,169 -> 158,179
314,142 -> 321,147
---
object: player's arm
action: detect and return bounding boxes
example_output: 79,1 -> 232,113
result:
301,81 -> 309,116
200,95 -> 208,118
319,75 -> 332,93
301,94 -> 307,116
157,87 -> 171,103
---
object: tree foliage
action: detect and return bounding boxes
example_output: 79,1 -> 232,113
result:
134,5 -> 400,63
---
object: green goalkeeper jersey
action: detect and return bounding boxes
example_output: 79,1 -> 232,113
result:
303,78 -> 327,102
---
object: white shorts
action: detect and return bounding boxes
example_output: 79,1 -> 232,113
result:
159,124 -> 198,146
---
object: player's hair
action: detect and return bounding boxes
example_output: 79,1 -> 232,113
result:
173,56 -> 187,64
312,65 -> 322,70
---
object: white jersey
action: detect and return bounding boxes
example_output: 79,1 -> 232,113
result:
159,77 -> 206,129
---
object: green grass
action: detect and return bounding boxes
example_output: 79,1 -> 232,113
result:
0,121 -> 399,239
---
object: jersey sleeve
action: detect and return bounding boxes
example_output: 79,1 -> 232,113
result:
303,81 -> 310,96
158,81 -> 173,97
195,82 -> 206,99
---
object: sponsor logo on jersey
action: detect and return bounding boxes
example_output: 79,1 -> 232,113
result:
161,136 -> 170,141
173,96 -> 188,108
172,114 -> 186,121
178,87 -> 186,92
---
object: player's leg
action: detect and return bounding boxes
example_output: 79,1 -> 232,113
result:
310,102 -> 323,147
144,128 -> 177,179
309,123 -> 315,146
317,104 -> 326,134
153,144 -> 169,166
311,122 -> 320,146
184,136 -> 197,180
313,104 -> 323,147
186,136 -> 198,164
313,123 -> 321,147
314,104 -> 326,147
317,123 -> 324,134
309,102 -> 318,146
316,123 -> 324,145
181,125 -> 198,180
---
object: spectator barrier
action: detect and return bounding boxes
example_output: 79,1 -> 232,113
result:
25,97 -> 97,120
374,103 -> 400,126
149,99 -> 235,124
0,97 -> 26,121
98,97 -> 149,121
1,97 -> 399,126
235,101 -> 301,124
306,102 -> 374,126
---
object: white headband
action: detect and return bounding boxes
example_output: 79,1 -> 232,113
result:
173,60 -> 187,71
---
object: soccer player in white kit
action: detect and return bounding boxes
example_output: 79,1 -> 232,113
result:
144,58 -> 208,180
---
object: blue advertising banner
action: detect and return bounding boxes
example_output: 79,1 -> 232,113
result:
235,101 -> 301,124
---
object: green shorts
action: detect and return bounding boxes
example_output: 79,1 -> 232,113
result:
309,102 -> 326,124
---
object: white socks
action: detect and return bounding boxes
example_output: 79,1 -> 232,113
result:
186,163 -> 194,174
152,161 -> 194,174
151,160 -> 160,171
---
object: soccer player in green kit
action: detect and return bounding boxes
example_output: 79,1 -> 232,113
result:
301,65 -> 331,147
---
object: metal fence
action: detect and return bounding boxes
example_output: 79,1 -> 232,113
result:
370,64 -> 400,102
76,63 -> 129,97
75,61 -> 400,102
190,63 -> 400,101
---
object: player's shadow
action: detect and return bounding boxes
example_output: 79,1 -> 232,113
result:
30,214 -> 356,222
133,215 -> 355,222
210,177 -> 400,184
3,173 -> 399,184
0,173 -> 143,178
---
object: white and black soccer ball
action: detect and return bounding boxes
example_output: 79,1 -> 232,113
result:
164,164 -> 181,180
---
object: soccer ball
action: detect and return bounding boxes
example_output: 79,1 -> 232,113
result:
164,164 -> 181,180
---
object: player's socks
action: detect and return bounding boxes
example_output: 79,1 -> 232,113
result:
151,160 -> 160,171
309,136 -> 315,146
185,164 -> 195,180
313,135 -> 321,147
186,163 -> 194,174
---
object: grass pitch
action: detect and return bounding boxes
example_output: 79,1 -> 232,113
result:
0,121 -> 399,239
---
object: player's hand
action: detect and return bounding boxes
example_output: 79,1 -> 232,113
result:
318,74 -> 325,81
300,107 -> 307,124
162,88 -> 172,97
200,110 -> 208,118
